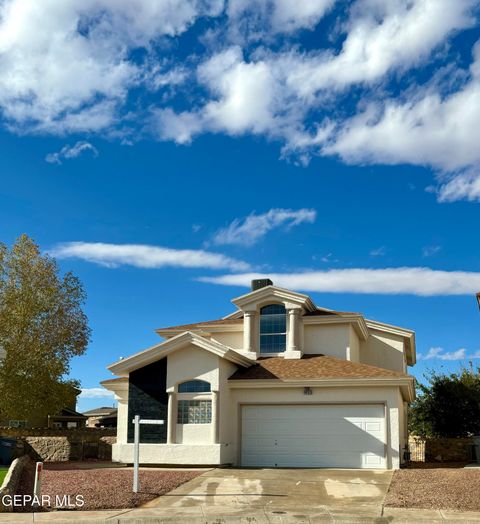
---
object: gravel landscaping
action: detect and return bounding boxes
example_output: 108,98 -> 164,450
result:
385,466 -> 480,511
17,462 -> 203,511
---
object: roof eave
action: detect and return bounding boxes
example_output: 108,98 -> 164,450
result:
232,285 -> 317,312
107,331 -> 252,375
228,376 -> 416,401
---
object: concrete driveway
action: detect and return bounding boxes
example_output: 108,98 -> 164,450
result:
141,467 -> 393,522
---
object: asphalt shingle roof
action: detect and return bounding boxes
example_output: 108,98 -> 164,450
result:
229,354 -> 408,381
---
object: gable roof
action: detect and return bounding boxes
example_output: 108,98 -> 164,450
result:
82,407 -> 118,416
156,317 -> 243,336
231,285 -> 317,312
107,331 -> 252,375
229,354 -> 408,381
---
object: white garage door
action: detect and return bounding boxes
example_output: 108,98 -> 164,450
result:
241,404 -> 386,469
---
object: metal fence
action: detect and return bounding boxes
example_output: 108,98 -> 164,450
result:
409,438 -> 425,462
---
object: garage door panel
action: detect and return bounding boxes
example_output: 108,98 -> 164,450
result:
241,404 -> 386,469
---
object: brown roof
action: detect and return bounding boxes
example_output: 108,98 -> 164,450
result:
229,354 -> 408,381
156,318 -> 243,332
303,309 -> 360,316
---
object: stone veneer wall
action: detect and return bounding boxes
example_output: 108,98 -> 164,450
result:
0,428 -> 116,462
409,436 -> 475,462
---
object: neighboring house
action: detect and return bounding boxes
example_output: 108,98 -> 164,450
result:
1,388 -> 87,429
102,280 -> 416,470
83,406 -> 118,428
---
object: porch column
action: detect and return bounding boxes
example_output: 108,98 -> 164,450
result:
285,308 -> 302,359
243,311 -> 256,353
211,390 -> 219,444
167,392 -> 176,444
287,308 -> 300,351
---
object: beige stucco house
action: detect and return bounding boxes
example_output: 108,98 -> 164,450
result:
102,280 -> 416,469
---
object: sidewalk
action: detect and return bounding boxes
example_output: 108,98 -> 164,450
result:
2,506 -> 480,523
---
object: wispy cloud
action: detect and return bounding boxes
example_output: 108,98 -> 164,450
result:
370,246 -> 386,257
79,388 -> 115,399
418,347 -> 480,361
51,242 -> 250,272
45,141 -> 99,165
212,208 -> 317,246
199,267 -> 480,296
422,245 -> 442,257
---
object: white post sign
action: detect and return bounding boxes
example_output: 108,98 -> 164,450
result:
132,416 -> 165,493
33,461 -> 43,506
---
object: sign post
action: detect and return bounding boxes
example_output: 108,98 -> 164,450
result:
33,461 -> 43,506
132,417 -> 164,493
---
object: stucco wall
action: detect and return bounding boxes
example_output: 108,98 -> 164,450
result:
303,324 -> 350,359
166,345 -> 219,390
112,443 -> 223,464
361,331 -> 405,372
348,326 -> 360,362
211,331 -> 243,349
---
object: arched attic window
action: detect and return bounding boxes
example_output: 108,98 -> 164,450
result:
259,304 -> 286,354
178,379 -> 211,393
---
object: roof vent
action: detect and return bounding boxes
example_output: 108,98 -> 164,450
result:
251,278 -> 273,291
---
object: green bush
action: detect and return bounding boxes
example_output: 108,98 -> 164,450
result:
409,368 -> 480,438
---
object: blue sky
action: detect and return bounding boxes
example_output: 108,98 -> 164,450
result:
1,0 -> 480,412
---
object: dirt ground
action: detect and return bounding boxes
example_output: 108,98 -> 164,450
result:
385,464 -> 480,511
16,461 -> 203,511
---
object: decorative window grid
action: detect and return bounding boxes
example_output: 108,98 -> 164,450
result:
177,400 -> 212,424
178,380 -> 211,393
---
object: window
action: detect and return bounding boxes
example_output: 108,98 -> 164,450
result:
260,304 -> 286,353
177,400 -> 212,424
8,420 -> 27,428
178,380 -> 211,393
67,421 -> 78,429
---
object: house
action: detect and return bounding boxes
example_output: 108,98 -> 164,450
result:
2,389 -> 87,429
102,280 -> 415,469
83,406 -> 117,428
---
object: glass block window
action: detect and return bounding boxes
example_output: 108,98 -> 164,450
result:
177,400 -> 212,424
260,303 -> 286,353
178,380 -> 211,393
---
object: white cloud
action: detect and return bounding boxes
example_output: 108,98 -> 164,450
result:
51,242 -> 250,271
212,208 -> 317,246
199,267 -> 480,296
436,170 -> 480,203
417,347 -> 480,361
284,0 -> 477,96
1,0 -> 480,203
370,246 -> 386,257
45,141 -> 98,164
422,245 -> 442,257
0,0 -> 222,133
227,0 -> 336,40
322,39 -> 480,200
79,387 -> 115,399
325,78 -> 480,173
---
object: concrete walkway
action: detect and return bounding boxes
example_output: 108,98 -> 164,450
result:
2,468 -> 480,523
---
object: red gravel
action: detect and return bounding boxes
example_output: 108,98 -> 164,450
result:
17,463 -> 203,511
385,467 -> 480,511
